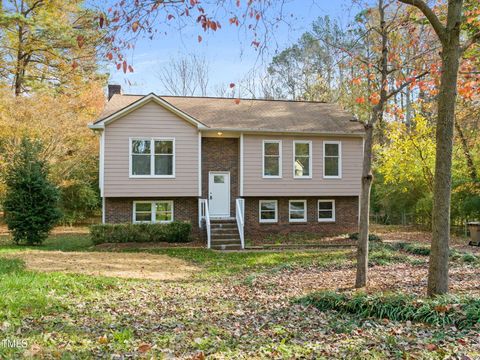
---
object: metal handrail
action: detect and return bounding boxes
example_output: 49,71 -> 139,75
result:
236,198 -> 245,249
199,199 -> 211,249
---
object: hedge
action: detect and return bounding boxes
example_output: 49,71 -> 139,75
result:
90,222 -> 192,245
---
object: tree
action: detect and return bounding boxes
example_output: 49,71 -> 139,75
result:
398,0 -> 480,295
156,55 -> 209,96
3,137 -> 61,245
0,0 -> 103,95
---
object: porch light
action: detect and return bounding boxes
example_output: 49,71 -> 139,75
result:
217,132 -> 223,136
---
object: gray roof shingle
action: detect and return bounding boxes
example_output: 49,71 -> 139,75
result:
96,94 -> 364,135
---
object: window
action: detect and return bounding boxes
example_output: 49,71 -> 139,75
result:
263,140 -> 282,177
293,141 -> 312,178
323,141 -> 341,178
289,200 -> 307,222
133,202 -> 153,222
259,200 -> 278,223
318,200 -> 335,222
133,201 -> 174,223
155,201 -> 174,223
130,138 -> 175,177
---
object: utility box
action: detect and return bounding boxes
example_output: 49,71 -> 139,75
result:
467,222 -> 480,246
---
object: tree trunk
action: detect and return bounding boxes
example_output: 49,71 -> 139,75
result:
355,120 -> 375,288
455,118 -> 478,181
427,6 -> 462,296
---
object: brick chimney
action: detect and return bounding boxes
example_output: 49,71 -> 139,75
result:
107,84 -> 122,100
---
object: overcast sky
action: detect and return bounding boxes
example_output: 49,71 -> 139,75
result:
103,0 -> 355,96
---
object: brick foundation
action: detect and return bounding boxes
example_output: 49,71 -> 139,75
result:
104,197 -> 203,240
244,196 -> 359,242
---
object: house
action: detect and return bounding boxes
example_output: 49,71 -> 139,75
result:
89,85 -> 365,249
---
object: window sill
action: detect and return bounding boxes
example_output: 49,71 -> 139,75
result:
262,175 -> 282,179
289,220 -> 307,223
323,176 -> 342,179
293,176 -> 312,180
318,219 -> 335,223
129,175 -> 176,179
259,220 -> 278,224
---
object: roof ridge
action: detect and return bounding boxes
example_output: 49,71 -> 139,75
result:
116,93 -> 329,104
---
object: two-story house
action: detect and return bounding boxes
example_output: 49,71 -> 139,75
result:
89,85 -> 364,249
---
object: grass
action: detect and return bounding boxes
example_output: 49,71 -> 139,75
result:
0,233 -> 94,254
297,291 -> 480,330
147,248 -> 352,276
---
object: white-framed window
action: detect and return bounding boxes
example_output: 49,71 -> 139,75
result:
259,200 -> 278,223
133,201 -> 174,223
130,138 -> 175,178
289,200 -> 307,222
262,140 -> 282,178
323,141 -> 342,178
318,200 -> 335,222
293,141 -> 312,178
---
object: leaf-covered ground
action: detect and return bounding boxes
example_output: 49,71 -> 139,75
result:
0,230 -> 479,359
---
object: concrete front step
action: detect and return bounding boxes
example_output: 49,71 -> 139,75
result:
211,238 -> 241,244
211,244 -> 242,250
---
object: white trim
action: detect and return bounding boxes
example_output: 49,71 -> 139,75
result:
99,131 -> 105,197
293,141 -> 312,179
318,199 -> 336,222
262,140 -> 282,178
129,137 -> 176,178
198,132 -> 202,197
208,171 -> 231,217
323,141 -> 342,179
289,200 -> 307,222
101,197 -> 105,224
89,93 -> 207,130
132,200 -> 174,224
259,200 -> 278,223
240,133 -> 244,196
186,127 -> 365,138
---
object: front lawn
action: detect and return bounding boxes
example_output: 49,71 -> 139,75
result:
0,228 -> 479,358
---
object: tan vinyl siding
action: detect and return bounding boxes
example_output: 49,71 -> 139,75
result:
243,135 -> 362,196
104,101 -> 199,197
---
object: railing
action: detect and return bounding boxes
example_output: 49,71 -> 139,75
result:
236,198 -> 245,249
199,199 -> 211,249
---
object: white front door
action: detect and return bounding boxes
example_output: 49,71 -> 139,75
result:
209,172 -> 230,217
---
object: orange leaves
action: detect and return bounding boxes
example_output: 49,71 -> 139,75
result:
234,98 -> 241,105
131,21 -> 139,32
352,78 -> 362,85
229,16 -> 240,26
198,35 -> 202,43
229,83 -> 236,88
106,52 -> 113,61
76,35 -> 85,49
355,96 -> 365,104
369,92 -> 380,105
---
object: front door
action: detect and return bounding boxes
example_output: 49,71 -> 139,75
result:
209,172 -> 230,217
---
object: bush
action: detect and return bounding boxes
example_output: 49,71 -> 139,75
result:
3,138 -> 62,245
59,181 -> 99,225
90,222 -> 192,245
349,232 -> 382,242
297,291 -> 480,330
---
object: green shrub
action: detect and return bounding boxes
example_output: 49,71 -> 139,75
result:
3,137 -> 62,245
297,291 -> 480,330
90,222 -> 192,245
349,232 -> 382,242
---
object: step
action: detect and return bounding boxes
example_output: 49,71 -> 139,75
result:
211,244 -> 242,251
211,238 -> 241,244
210,224 -> 237,230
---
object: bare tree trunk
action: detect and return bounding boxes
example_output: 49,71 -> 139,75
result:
355,120 -> 375,287
427,2 -> 462,296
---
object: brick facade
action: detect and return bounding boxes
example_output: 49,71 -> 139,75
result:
104,197 -> 202,239
201,137 -> 240,216
244,196 -> 359,241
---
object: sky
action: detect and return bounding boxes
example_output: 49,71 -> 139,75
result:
104,0 -> 355,96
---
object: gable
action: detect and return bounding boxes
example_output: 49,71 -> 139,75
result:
89,94 -> 206,130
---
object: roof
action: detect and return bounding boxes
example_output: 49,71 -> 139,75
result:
94,94 -> 364,135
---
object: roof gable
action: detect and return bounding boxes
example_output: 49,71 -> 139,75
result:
89,93 -> 207,130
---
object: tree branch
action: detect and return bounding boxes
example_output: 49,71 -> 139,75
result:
461,30 -> 480,54
397,0 -> 446,43
386,70 -> 429,99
